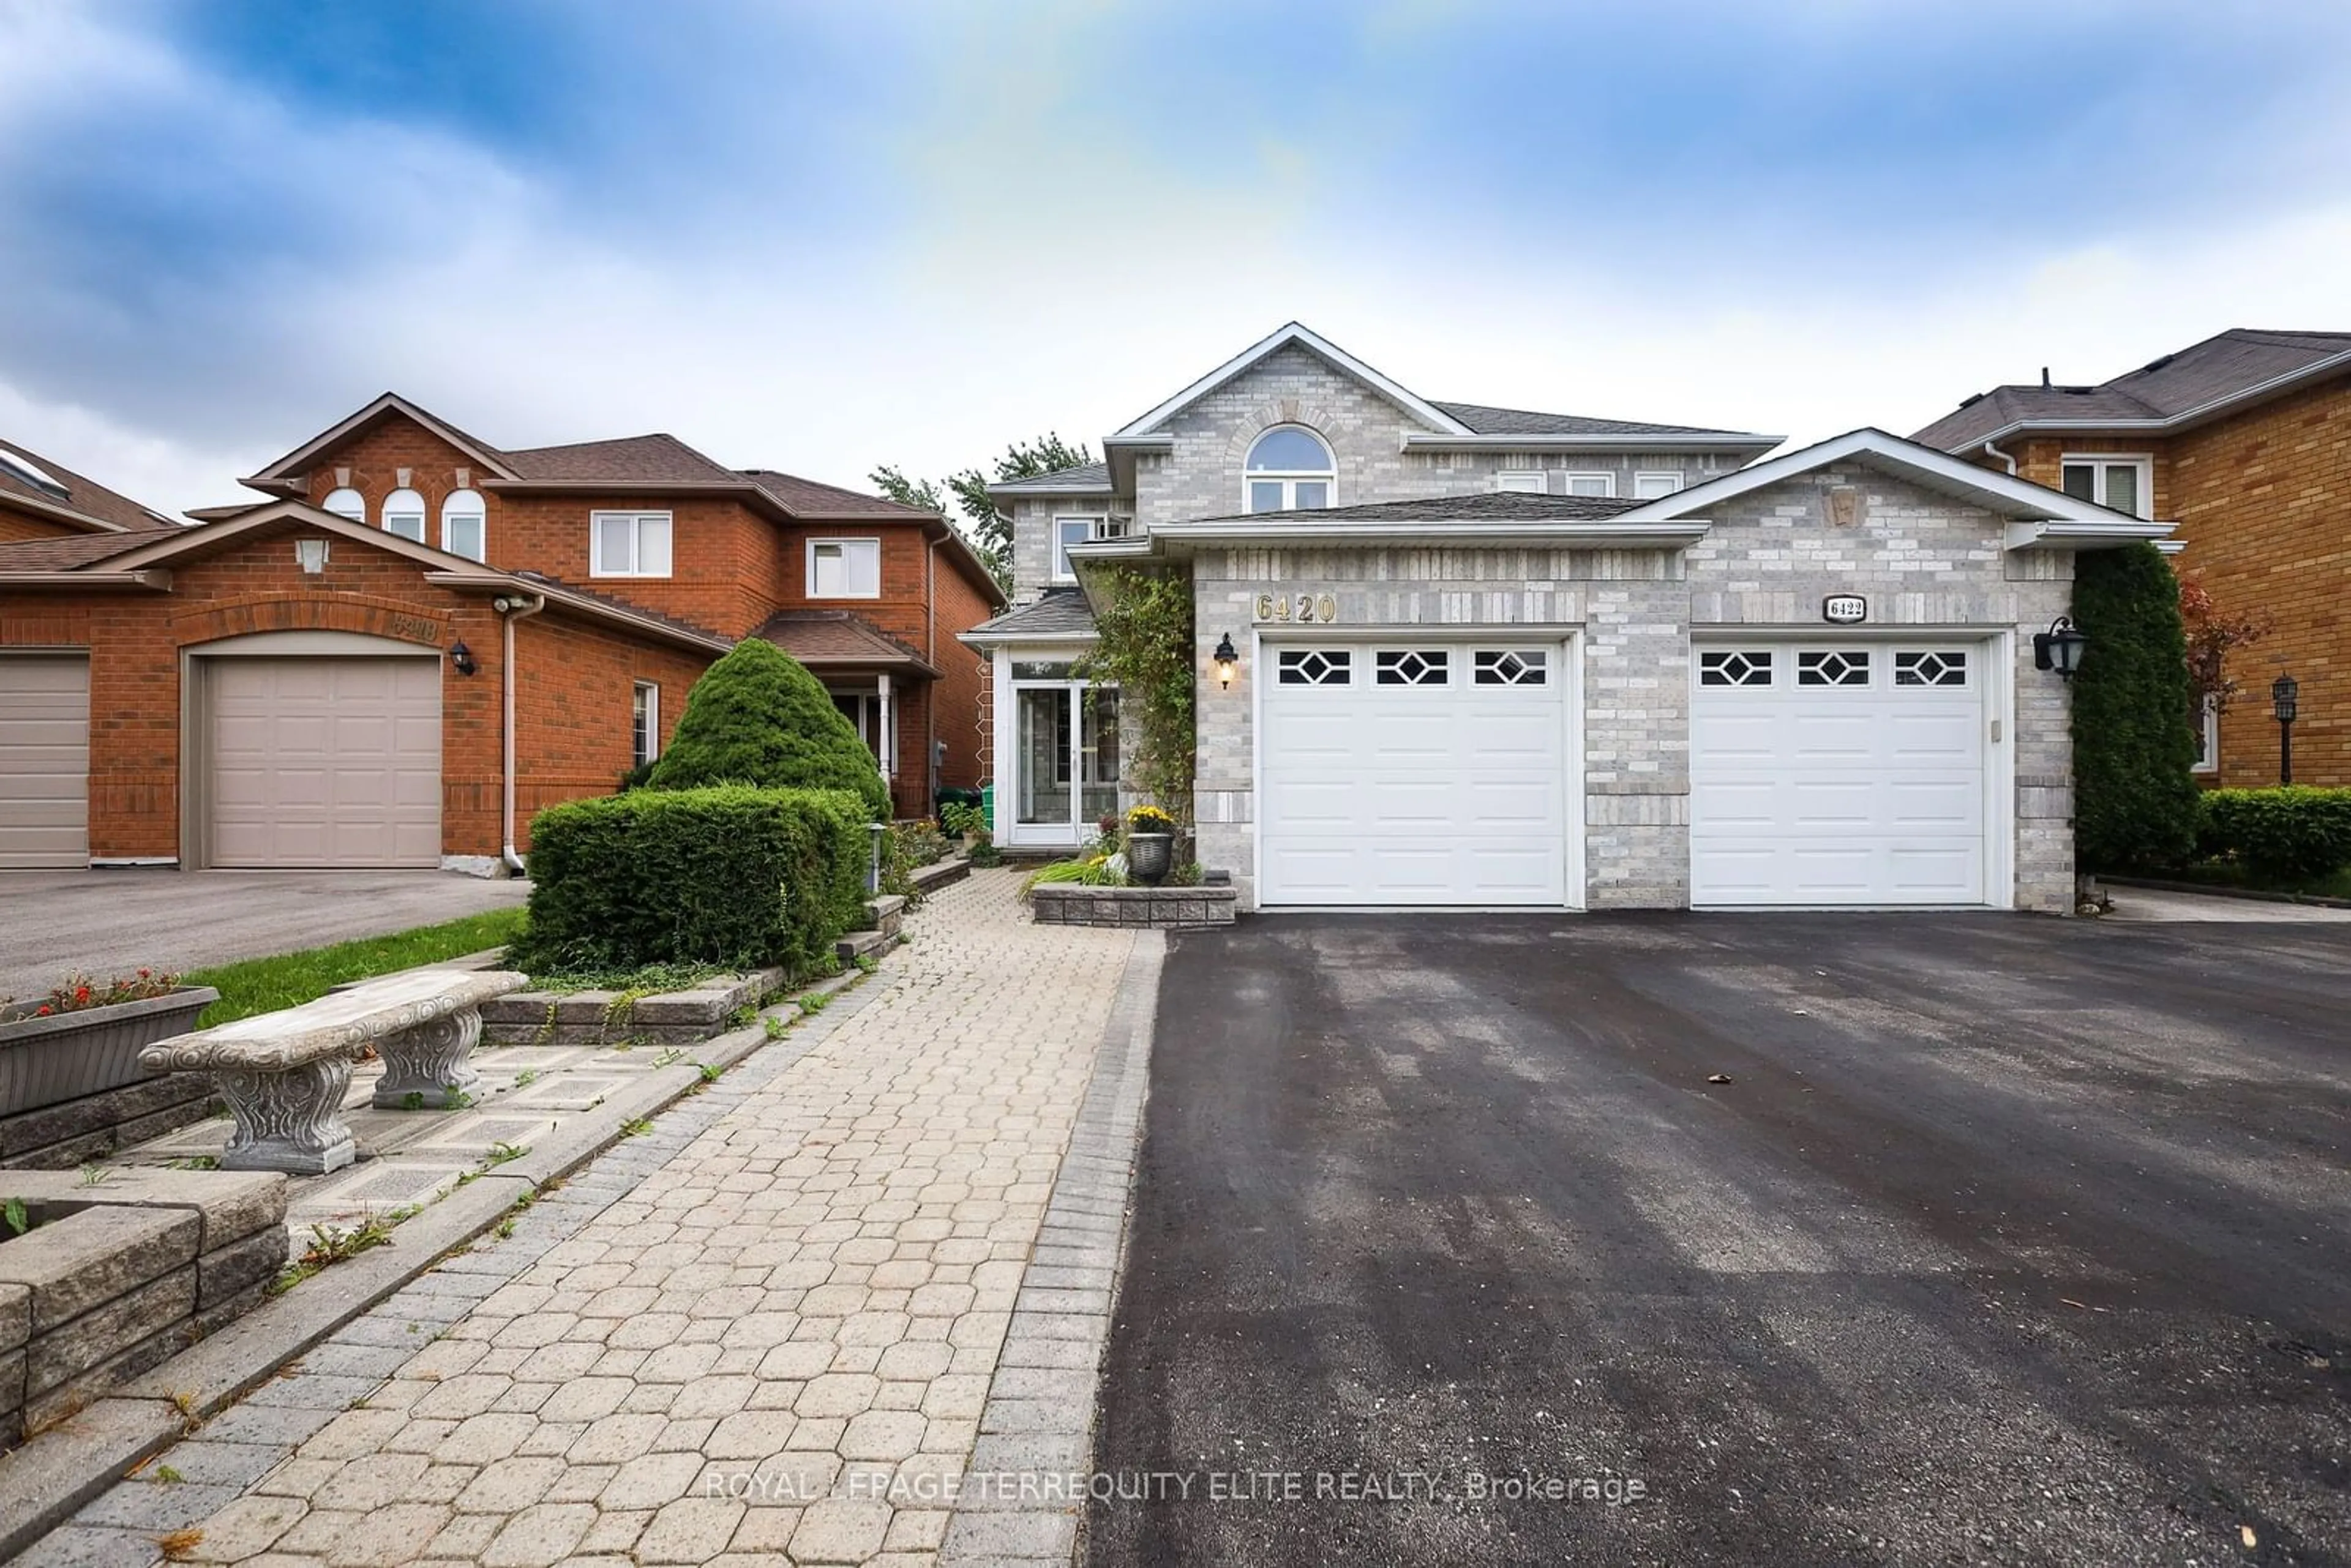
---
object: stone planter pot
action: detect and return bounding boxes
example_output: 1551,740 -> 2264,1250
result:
1127,832 -> 1175,887
0,987 -> 220,1118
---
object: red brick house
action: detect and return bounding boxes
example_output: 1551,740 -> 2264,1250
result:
1,437 -> 178,542
1916,329 -> 2351,787
0,400 -> 1003,871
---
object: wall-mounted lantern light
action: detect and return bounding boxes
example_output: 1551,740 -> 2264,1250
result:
450,640 -> 478,678
2032,615 -> 2088,679
2273,672 -> 2299,784
1213,632 -> 1239,690
294,538 -> 330,574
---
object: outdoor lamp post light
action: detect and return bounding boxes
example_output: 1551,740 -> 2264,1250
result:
2273,672 -> 2299,785
1213,632 -> 1239,690
449,639 -> 478,677
2032,615 -> 2089,679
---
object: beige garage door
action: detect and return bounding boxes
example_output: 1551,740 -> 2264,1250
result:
209,658 -> 441,868
0,655 -> 91,869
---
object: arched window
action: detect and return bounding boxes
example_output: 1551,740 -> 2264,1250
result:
321,487 -> 366,523
381,487 -> 426,542
1244,426 -> 1334,513
440,489 -> 487,561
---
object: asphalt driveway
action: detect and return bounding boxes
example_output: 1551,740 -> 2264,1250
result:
1091,913 -> 2351,1567
0,869 -> 528,996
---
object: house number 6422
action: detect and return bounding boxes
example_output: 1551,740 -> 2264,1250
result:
1254,592 -> 1338,625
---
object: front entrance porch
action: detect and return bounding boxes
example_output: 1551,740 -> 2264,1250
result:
999,653 -> 1119,850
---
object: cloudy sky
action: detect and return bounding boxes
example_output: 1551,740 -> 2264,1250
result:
4,0 -> 2349,517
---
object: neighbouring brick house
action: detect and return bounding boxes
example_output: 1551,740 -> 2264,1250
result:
966,322 -> 2169,912
0,401 -> 1002,871
1915,329 -> 2351,788
0,437 -> 178,542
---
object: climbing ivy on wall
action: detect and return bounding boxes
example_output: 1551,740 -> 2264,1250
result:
1076,568 -> 1196,820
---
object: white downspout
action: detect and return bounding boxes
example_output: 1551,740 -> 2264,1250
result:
1982,438 -> 2018,477
498,593 -> 547,876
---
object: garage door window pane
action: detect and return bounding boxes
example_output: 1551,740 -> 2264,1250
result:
1473,650 -> 1547,686
1374,650 -> 1449,686
1894,650 -> 1968,687
1277,649 -> 1351,686
1699,650 -> 1772,687
1796,650 -> 1870,687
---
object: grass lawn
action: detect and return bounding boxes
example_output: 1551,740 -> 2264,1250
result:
184,907 -> 530,1027
2147,862 -> 2351,901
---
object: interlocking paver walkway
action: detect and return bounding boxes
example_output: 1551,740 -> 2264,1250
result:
24,871 -> 1136,1568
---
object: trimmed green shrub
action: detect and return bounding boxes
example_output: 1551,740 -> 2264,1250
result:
510,786 -> 869,976
2197,787 -> 2351,881
2070,544 -> 2200,871
647,639 -> 890,820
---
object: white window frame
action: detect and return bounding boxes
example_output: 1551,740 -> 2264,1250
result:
1633,471 -> 1684,500
2059,453 -> 2154,519
381,487 -> 427,542
1242,425 -> 1337,514
806,537 -> 882,599
439,489 -> 487,562
590,511 -> 674,578
2192,692 -> 2219,775
632,682 -> 661,769
321,486 -> 367,523
1564,471 -> 1617,498
1493,470 -> 1547,495
1051,515 -> 1104,583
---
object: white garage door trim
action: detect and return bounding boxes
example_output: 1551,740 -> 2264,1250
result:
1689,630 -> 2014,910
0,650 -> 91,869
1251,628 -> 1584,909
182,632 -> 444,870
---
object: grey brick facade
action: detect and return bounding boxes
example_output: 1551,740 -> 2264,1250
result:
983,329 -> 2106,915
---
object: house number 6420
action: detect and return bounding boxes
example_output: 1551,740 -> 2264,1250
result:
1254,592 -> 1338,625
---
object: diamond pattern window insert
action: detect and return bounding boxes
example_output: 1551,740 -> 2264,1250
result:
1276,648 -> 1352,687
1374,650 -> 1451,686
1698,650 -> 1773,688
1796,650 -> 1871,687
1472,649 -> 1548,686
1894,650 -> 1968,688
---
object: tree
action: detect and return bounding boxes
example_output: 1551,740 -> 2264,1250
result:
2179,574 -> 2270,712
647,639 -> 890,819
872,433 -> 1095,596
2070,543 -> 2200,871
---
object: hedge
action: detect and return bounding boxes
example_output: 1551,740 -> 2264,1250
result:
648,639 -> 891,820
508,786 -> 869,976
2070,543 -> 2200,871
2197,787 -> 2351,882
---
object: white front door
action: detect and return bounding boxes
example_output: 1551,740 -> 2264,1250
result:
1258,641 -> 1572,906
1689,642 -> 1989,906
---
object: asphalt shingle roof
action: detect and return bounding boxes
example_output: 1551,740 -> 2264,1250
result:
1190,491 -> 1646,527
740,470 -> 936,519
1428,402 -> 1764,441
966,588 -> 1098,638
0,438 -> 176,531
988,462 -> 1112,495
0,527 -> 187,571
499,433 -> 743,485
1914,328 -> 2351,450
751,610 -> 936,670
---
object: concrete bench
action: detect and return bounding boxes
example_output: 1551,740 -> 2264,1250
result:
138,969 -> 528,1175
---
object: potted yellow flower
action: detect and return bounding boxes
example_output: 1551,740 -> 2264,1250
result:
1125,805 -> 1178,886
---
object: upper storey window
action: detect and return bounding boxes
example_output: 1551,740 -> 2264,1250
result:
2061,456 -> 2151,519
440,489 -> 487,562
381,487 -> 427,542
321,487 -> 366,522
1245,426 -> 1334,513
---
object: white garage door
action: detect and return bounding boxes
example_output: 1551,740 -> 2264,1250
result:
1260,642 -> 1570,906
0,654 -> 91,869
209,658 -> 441,868
1690,642 -> 1988,906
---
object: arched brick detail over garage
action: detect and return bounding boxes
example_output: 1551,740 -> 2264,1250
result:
170,593 -> 452,650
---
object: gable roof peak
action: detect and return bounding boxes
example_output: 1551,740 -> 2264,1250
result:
1111,321 -> 1473,440
243,391 -> 522,490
